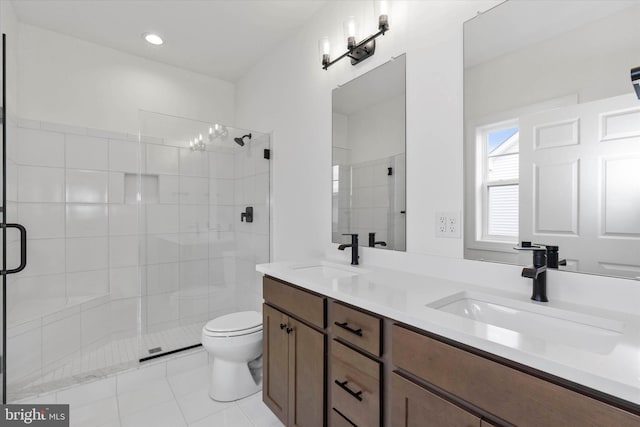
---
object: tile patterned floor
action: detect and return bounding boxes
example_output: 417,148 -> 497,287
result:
12,323 -> 204,400
16,362 -> 283,427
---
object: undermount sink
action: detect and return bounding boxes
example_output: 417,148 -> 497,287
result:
290,262 -> 364,280
428,292 -> 624,354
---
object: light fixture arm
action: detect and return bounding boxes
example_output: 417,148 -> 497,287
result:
322,28 -> 388,70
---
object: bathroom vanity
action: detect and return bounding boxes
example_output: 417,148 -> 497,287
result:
258,261 -> 640,427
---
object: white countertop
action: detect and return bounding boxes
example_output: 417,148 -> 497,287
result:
257,259 -> 640,408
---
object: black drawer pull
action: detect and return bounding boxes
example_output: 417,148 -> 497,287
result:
280,323 -> 287,330
286,327 -> 294,334
334,321 -> 363,337
334,380 -> 363,401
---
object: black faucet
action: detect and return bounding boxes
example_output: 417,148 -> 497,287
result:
368,232 -> 387,248
521,249 -> 548,302
544,245 -> 566,269
338,233 -> 359,265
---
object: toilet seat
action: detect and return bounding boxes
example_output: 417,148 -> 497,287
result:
203,311 -> 262,337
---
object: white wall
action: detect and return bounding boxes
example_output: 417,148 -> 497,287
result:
16,24 -> 235,134
235,0 -> 500,261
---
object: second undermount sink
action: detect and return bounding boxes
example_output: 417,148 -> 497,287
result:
428,291 -> 625,354
290,262 -> 364,280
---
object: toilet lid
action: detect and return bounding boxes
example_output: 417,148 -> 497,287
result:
204,311 -> 262,334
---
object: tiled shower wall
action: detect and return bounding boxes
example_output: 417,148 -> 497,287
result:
3,116 -> 270,391
334,153 -> 406,251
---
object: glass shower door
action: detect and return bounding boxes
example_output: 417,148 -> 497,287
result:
138,111 -> 270,360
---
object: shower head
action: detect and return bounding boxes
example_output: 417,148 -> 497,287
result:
234,133 -> 252,147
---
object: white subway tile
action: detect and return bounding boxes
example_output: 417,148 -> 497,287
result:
109,235 -> 139,268
109,204 -> 139,235
109,172 -> 125,204
146,205 -> 179,234
109,298 -> 138,335
145,263 -> 179,295
158,175 -> 179,204
66,134 -> 108,170
66,237 -> 109,272
16,128 -> 65,167
109,266 -> 139,299
179,232 -> 209,261
66,204 -> 108,237
147,144 -> 178,175
109,140 -> 141,173
210,179 -> 234,205
180,177 -> 209,205
145,234 -> 180,265
146,292 -> 179,326
66,170 -> 108,203
179,205 -> 209,233
18,203 -> 65,239
18,238 -> 66,277
66,269 -> 109,297
179,148 -> 209,177
209,151 -> 235,179
18,166 -> 65,202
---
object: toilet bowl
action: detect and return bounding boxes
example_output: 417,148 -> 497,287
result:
201,310 -> 263,401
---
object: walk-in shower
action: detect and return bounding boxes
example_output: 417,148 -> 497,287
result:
0,64 -> 270,401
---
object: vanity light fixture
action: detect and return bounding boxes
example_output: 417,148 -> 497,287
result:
319,0 -> 390,70
143,33 -> 164,46
190,134 -> 206,152
209,123 -> 228,141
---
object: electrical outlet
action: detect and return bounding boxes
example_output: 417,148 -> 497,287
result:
435,212 -> 448,237
435,211 -> 461,238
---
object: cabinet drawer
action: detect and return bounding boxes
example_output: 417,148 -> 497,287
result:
263,276 -> 325,329
331,340 -> 381,427
392,324 -> 640,427
331,408 -> 357,427
391,373 -> 480,427
331,301 -> 381,356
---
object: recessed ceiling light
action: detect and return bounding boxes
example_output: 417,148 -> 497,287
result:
143,33 -> 163,46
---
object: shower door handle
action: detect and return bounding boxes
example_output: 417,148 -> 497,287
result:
2,223 -> 27,275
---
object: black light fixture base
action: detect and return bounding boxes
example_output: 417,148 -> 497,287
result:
349,39 -> 376,66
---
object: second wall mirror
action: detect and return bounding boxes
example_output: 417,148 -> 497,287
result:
332,55 -> 406,251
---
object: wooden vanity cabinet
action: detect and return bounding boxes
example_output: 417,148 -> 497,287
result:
392,324 -> 640,427
263,277 -> 326,427
391,373 -> 480,427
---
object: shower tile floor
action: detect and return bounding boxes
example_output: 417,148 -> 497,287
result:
11,322 -> 204,400
15,350 -> 282,427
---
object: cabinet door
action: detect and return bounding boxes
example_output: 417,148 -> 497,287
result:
288,318 -> 326,427
391,373 -> 480,427
263,304 -> 289,424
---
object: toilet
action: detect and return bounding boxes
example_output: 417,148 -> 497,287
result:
201,310 -> 263,402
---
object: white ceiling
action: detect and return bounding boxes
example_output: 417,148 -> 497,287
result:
11,0 -> 326,82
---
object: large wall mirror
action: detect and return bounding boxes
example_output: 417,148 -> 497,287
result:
464,1 -> 640,279
332,55 -> 406,251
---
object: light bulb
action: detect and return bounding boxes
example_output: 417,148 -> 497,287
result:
318,36 -> 331,67
374,0 -> 390,32
343,17 -> 358,49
